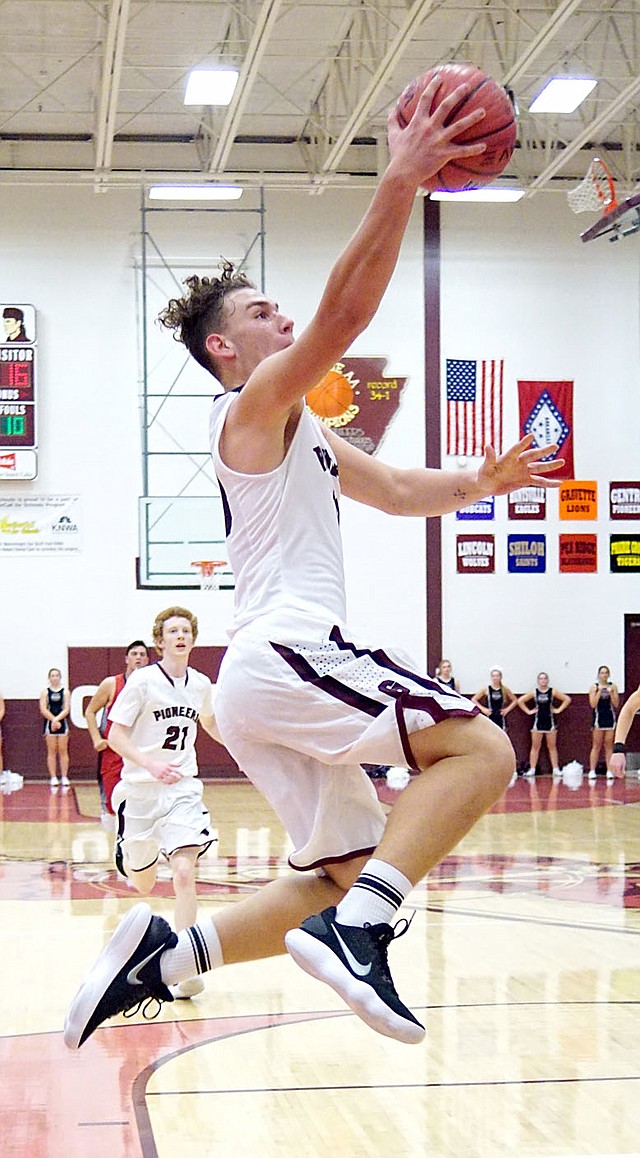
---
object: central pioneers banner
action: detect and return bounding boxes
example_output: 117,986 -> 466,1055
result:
518,380 -> 574,480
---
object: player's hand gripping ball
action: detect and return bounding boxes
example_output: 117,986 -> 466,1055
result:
396,62 -> 517,193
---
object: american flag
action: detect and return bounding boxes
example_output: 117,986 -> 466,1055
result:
446,358 -> 504,457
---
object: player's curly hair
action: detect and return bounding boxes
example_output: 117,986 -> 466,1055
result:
157,260 -> 254,374
152,606 -> 198,647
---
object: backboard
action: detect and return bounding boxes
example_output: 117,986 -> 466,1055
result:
580,192 -> 640,243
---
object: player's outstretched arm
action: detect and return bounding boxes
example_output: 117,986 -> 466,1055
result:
237,77 -> 487,422
329,430 -> 563,516
609,685 -> 640,778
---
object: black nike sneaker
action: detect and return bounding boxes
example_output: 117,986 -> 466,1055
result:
63,903 -> 177,1049
284,905 -> 425,1044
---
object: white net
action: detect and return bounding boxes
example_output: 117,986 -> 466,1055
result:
567,158 -> 617,214
192,560 -> 226,591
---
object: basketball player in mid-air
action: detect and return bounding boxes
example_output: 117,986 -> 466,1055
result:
65,73 -> 564,1051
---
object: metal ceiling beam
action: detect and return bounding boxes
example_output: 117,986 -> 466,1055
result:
502,0 -> 585,87
206,0 -> 283,175
205,0 -> 283,174
303,0 -> 436,181
94,0 -> 130,178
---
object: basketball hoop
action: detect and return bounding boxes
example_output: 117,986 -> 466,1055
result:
191,560 -> 226,592
567,157 -> 618,215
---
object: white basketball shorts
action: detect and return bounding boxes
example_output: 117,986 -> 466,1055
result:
215,623 -> 479,872
112,776 -> 214,871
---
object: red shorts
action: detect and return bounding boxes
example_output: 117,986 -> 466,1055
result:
98,745 -> 124,814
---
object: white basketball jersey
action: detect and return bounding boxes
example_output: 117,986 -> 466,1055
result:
108,662 -> 214,784
210,392 -> 347,637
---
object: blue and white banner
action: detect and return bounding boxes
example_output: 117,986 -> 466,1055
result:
507,533 -> 546,573
456,497 -> 495,521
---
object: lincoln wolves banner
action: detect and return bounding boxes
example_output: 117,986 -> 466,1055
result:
518,380 -> 573,480
456,534 -> 495,572
446,359 -> 503,457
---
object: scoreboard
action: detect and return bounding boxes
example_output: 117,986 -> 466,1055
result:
0,303 -> 37,479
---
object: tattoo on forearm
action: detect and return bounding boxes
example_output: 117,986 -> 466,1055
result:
453,488 -> 467,501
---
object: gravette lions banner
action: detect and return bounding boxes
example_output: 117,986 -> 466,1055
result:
518,380 -> 574,480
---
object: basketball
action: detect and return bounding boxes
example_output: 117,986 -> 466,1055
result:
306,369 -> 354,418
396,62 -> 517,193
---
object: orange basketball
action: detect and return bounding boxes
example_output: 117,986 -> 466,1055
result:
396,62 -> 517,193
306,369 -> 354,419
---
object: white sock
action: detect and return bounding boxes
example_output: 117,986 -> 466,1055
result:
335,857 -> 412,928
160,918 -> 223,986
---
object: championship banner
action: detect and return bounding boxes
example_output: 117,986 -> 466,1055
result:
456,497 -> 495,520
610,482 -> 640,520
306,358 -> 407,454
507,533 -> 546,573
558,481 -> 597,520
518,380 -> 573,479
456,534 -> 495,573
610,536 -> 640,573
508,486 -> 546,520
559,534 -> 598,573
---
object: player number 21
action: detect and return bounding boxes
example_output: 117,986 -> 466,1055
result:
163,725 -> 189,751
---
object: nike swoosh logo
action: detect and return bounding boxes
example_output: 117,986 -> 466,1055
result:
127,945 -> 164,986
332,924 -> 372,977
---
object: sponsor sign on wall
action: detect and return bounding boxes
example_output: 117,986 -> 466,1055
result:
0,495 -> 81,553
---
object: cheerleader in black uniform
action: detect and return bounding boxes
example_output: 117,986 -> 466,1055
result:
472,668 -> 518,730
588,665 -> 620,780
434,658 -> 460,692
518,672 -> 571,777
39,668 -> 70,788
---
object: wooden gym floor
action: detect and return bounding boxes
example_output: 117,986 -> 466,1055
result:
2,773 -> 640,1158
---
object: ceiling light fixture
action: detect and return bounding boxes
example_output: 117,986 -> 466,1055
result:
529,78 -> 597,114
184,68 -> 239,106
429,188 -> 525,203
148,185 -> 243,201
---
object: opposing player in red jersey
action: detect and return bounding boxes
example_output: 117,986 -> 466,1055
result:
84,640 -> 150,825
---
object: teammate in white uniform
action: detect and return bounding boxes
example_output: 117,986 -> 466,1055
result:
65,74 -> 564,1051
108,606 -> 219,999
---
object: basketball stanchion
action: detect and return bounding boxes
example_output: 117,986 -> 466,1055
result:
191,560 -> 227,592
